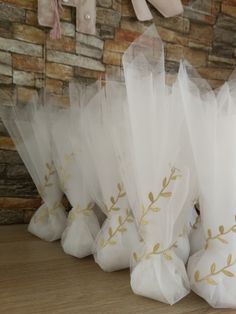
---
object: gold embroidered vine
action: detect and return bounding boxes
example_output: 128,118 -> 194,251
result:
68,202 -> 94,223
38,161 -> 56,196
58,153 -> 75,192
194,254 -> 235,286
99,209 -> 134,248
133,241 -> 178,263
34,201 -> 61,224
104,183 -> 126,214
139,167 -> 180,226
205,216 -> 236,249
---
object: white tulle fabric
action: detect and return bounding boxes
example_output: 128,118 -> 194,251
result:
81,88 -> 140,272
180,63 -> 236,308
1,98 -> 66,241
46,103 -> 100,258
105,26 -> 197,304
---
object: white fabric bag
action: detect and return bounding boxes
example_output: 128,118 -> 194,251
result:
1,97 -> 66,241
82,87 -> 140,272
180,63 -> 236,308
46,102 -> 100,258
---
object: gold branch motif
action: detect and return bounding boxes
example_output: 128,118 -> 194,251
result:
38,161 -> 56,197
99,209 -> 134,248
58,153 -> 75,192
68,202 -> 94,223
133,241 -> 178,264
139,167 -> 180,226
104,183 -> 126,214
194,254 -> 235,286
205,216 -> 236,249
34,201 -> 61,224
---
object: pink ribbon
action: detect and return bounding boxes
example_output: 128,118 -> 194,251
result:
50,0 -> 63,40
131,0 -> 183,21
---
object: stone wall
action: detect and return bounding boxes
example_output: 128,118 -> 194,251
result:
0,0 -> 235,224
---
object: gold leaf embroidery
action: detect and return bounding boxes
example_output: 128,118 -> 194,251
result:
194,254 -> 235,285
205,216 -> 236,249
139,167 -> 180,226
106,183 -> 126,214
68,202 -> 94,223
34,201 -> 61,224
38,161 -> 56,197
133,241 -> 177,263
100,209 -> 134,248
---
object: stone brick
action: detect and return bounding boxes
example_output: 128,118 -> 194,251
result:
208,54 -> 236,66
104,40 -> 129,53
0,20 -> 13,38
0,51 -> 12,66
0,3 -> 25,23
74,67 -> 105,80
189,23 -> 213,45
76,44 -> 103,60
47,94 -> 70,107
76,33 -> 104,50
112,0 -> 122,12
0,150 -> 23,164
183,7 -> 216,24
153,13 -> 190,33
121,0 -> 136,17
47,50 -> 105,71
47,36 -> 76,53
6,164 -> 30,178
0,120 -> 7,136
217,14 -> 236,31
13,70 -> 35,87
0,87 -> 14,107
25,10 -> 38,25
0,75 -> 13,85
166,44 -> 208,67
0,196 -> 40,209
198,67 -> 233,80
61,22 -> 75,37
212,42 -> 234,58
214,27 -> 235,45
100,25 -> 114,39
188,41 -> 211,52
0,164 -> 5,177
96,7 -> 121,27
0,208 -> 25,224
103,50 -> 121,66
0,37 -> 42,57
105,64 -> 122,80
222,0 -> 236,17
46,78 -> 63,94
46,62 -> 73,81
12,54 -> 44,73
17,87 -> 38,104
97,0 -> 112,8
121,19 -> 150,34
157,26 -> 188,46
13,23 -> 45,45
0,136 -> 15,151
2,0 -> 36,10
0,64 -> 12,77
115,28 -> 139,42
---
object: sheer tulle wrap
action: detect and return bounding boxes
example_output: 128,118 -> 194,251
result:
1,95 -> 66,241
105,25 -> 195,304
80,87 -> 140,272
46,101 -> 100,258
180,63 -> 236,308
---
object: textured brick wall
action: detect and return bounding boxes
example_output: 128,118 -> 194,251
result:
0,0 -> 235,224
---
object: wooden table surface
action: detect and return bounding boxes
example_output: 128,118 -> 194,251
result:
0,224 -> 235,314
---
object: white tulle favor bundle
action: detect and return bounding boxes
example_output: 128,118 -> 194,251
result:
105,25 -> 196,304
80,86 -> 140,272
180,63 -> 236,308
0,95 -> 66,241
45,100 -> 101,258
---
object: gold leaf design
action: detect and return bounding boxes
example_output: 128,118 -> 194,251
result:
205,217 -> 236,249
106,183 -> 126,214
139,167 -> 180,226
194,254 -> 235,285
68,202 -> 95,223
34,201 -> 61,224
133,241 -> 177,263
38,161 -> 56,196
100,210 -> 134,248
